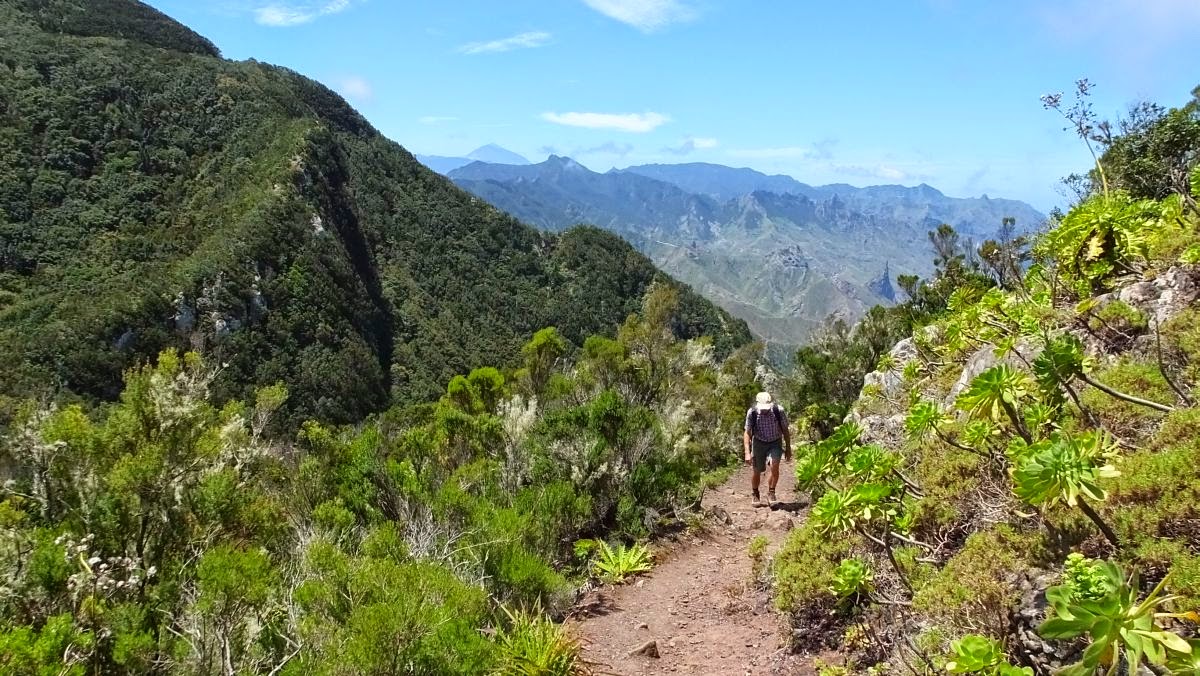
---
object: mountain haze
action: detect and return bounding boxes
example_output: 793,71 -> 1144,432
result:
450,157 -> 1045,351
416,144 -> 531,174
0,0 -> 748,423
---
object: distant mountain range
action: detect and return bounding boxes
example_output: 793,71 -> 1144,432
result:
443,156 -> 1045,353
415,144 -> 530,174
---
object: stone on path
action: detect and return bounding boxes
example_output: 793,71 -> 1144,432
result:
630,639 -> 660,658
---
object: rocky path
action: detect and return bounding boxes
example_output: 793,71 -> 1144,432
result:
570,463 -> 819,676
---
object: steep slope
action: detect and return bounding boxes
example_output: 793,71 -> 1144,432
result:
451,157 -> 1044,350
0,0 -> 749,423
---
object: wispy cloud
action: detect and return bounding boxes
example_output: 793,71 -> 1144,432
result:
728,139 -> 835,161
576,141 -> 635,157
663,136 -> 718,155
541,111 -> 670,133
833,163 -> 930,183
728,146 -> 821,160
336,76 -> 372,103
254,0 -> 353,26
418,116 -> 459,125
459,31 -> 552,55
581,0 -> 696,32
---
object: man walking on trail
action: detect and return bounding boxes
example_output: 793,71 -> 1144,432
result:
744,391 -> 792,507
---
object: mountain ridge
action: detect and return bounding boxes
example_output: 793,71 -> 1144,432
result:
449,156 -> 1045,350
0,2 -> 749,423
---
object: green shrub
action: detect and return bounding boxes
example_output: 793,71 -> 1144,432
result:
913,528 -> 1032,637
1087,299 -> 1147,341
773,522 -> 856,613
1106,416 -> 1200,551
1039,560 -> 1192,675
492,608 -> 583,676
830,558 -> 874,602
592,541 -> 653,584
1060,553 -> 1113,602
1080,358 -> 1174,438
945,635 -> 1032,675
748,535 -> 770,581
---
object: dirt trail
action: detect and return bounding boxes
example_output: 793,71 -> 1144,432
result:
570,463 -> 819,676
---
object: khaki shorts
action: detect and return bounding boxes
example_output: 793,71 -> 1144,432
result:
751,438 -> 783,473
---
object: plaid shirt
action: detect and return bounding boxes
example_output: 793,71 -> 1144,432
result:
745,405 -> 788,442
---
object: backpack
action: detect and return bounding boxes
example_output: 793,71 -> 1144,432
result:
749,404 -> 783,440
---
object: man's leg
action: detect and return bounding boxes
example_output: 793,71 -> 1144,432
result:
751,439 -> 766,505
767,441 -> 782,504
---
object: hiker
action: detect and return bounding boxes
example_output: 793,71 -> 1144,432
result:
743,391 -> 792,506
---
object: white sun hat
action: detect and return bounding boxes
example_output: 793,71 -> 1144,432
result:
755,391 -> 774,410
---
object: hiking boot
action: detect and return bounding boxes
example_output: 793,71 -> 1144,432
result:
767,490 -> 778,506
751,491 -> 762,507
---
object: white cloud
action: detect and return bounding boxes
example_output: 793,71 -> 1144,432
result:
255,0 -> 352,26
459,31 -> 552,55
419,116 -> 459,125
541,111 -> 670,133
336,76 -> 372,103
833,163 -> 929,183
728,146 -> 822,160
577,141 -> 635,157
581,0 -> 696,32
663,136 -> 718,155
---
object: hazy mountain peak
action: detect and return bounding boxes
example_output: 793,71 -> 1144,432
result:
466,144 -> 530,165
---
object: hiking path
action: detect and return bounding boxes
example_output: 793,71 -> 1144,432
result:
569,462 -> 827,675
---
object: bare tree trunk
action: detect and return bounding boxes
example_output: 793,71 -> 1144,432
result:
1079,373 -> 1175,414
1077,497 -> 1120,550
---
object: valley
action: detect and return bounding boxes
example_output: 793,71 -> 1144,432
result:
441,155 -> 1044,352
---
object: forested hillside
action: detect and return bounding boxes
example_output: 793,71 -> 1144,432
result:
0,1 -> 764,672
0,0 -> 749,425
771,84 -> 1200,675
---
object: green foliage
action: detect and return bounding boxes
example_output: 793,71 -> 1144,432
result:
904,400 -> 951,441
945,635 -> 1032,676
1038,193 -> 1158,292
1087,299 -> 1148,340
1011,431 -> 1119,508
1096,91 -> 1200,201
492,608 -> 584,676
0,613 -> 92,676
1061,552 -> 1114,603
1079,358 -> 1175,435
592,541 -> 653,584
0,1 -> 750,426
748,534 -> 770,580
956,364 -> 1034,432
773,521 -> 855,613
786,308 -> 907,437
913,528 -> 1031,637
1039,561 -> 1194,675
830,558 -> 874,601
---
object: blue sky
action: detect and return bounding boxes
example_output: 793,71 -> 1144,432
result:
147,0 -> 1199,212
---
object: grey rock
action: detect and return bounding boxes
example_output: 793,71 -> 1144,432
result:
1111,266 -> 1199,326
944,337 -> 1040,405
710,505 -> 732,525
629,639 -> 660,658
